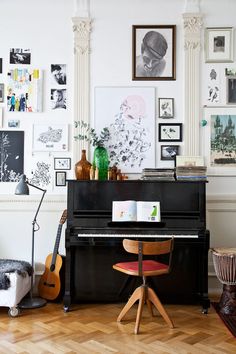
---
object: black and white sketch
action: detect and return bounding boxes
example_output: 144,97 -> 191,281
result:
9,48 -> 31,64
227,77 -> 236,104
159,123 -> 182,142
54,157 -> 71,170
51,89 -> 66,110
133,25 -> 176,80
55,171 -> 66,186
95,87 -> 155,173
51,64 -> 66,85
207,67 -> 220,103
159,98 -> 174,118
161,145 -> 179,160
0,131 -> 24,182
205,27 -> 234,63
33,124 -> 68,152
29,161 -> 51,189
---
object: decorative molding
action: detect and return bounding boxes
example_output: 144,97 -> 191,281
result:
72,16 -> 92,166
0,194 -> 66,211
182,12 -> 203,155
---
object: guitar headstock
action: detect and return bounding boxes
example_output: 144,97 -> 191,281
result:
60,210 -> 67,225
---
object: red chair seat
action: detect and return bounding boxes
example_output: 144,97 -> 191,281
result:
115,260 -> 168,273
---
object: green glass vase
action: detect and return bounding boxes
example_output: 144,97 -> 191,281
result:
93,146 -> 109,180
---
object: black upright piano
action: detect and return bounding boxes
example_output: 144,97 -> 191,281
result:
64,180 -> 210,313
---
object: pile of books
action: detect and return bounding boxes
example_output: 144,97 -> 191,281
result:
175,166 -> 207,181
141,168 -> 175,181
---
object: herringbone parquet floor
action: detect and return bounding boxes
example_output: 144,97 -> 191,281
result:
0,301 -> 235,354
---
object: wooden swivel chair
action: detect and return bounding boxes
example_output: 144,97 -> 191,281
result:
113,238 -> 174,334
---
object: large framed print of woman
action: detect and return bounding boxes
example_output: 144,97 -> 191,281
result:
132,25 -> 176,81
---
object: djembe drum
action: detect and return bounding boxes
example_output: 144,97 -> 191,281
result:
211,248 -> 236,315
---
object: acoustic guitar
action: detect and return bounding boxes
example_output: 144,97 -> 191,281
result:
38,210 -> 67,301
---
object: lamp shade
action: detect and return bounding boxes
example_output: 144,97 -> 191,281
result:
15,174 -> 29,195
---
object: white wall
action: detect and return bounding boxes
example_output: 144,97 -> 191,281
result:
0,0 -> 236,294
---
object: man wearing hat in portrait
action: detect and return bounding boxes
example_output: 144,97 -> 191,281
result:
136,31 -> 168,77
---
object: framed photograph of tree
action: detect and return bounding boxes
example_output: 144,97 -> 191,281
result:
203,107 -> 236,175
132,25 -> 176,80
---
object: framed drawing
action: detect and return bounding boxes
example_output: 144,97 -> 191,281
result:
0,131 -> 24,182
226,77 -> 236,104
55,171 -> 66,186
205,27 -> 234,63
0,83 -> 4,103
94,86 -> 156,173
161,145 -> 179,161
159,123 -> 182,142
158,98 -> 174,118
203,107 -> 236,175
33,124 -> 68,152
132,25 -> 176,81
54,157 -> 71,170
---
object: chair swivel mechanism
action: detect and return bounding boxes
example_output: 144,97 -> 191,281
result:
113,238 -> 174,334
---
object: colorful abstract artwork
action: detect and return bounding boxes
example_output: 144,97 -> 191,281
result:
7,68 -> 43,112
0,131 -> 24,182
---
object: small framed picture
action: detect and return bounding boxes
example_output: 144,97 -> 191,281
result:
159,98 -> 174,118
159,123 -> 182,142
54,157 -> 71,170
205,27 -> 234,63
161,145 -> 179,160
226,77 -> 236,104
55,171 -> 66,186
0,58 -> 2,74
0,83 -> 4,103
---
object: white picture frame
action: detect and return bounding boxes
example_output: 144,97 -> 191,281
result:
33,124 -> 68,152
205,27 -> 234,63
158,98 -> 174,118
203,107 -> 236,175
94,87 -> 156,173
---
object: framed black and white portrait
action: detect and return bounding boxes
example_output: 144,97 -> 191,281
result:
205,27 -> 234,63
158,98 -> 174,118
161,145 -> 179,160
159,123 -> 182,142
132,25 -> 176,81
9,48 -> 31,64
55,171 -> 66,186
227,77 -> 236,104
51,64 -> 67,85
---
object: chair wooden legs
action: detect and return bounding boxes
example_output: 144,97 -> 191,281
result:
117,285 -> 174,334
147,287 -> 174,329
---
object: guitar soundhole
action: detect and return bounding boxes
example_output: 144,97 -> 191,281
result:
43,282 -> 55,288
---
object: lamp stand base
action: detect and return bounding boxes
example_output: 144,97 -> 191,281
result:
19,296 -> 47,309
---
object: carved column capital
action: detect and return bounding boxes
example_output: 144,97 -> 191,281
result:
183,14 -> 202,50
72,17 -> 92,55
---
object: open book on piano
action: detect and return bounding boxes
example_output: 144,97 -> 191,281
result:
112,200 -> 161,222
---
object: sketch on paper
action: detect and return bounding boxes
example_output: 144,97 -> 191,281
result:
7,69 -> 43,112
210,114 -> 236,166
95,87 -> 155,173
0,131 -> 24,182
29,161 -> 52,189
51,64 -> 67,85
33,124 -> 68,152
9,48 -> 31,64
207,67 -> 220,103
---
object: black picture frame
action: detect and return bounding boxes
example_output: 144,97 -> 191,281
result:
159,123 -> 182,142
0,58 -> 2,74
161,145 -> 179,161
54,157 -> 71,170
227,77 -> 236,104
55,171 -> 66,186
132,25 -> 176,81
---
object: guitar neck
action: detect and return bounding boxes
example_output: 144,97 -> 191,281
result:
51,224 -> 63,266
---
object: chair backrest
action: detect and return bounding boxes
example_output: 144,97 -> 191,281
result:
123,237 -> 174,276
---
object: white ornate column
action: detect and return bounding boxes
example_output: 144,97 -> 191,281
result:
183,0 -> 203,155
72,0 -> 91,163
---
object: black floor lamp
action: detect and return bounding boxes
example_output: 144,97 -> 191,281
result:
15,174 -> 47,309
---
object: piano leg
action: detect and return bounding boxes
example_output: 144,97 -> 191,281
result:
63,241 -> 74,312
